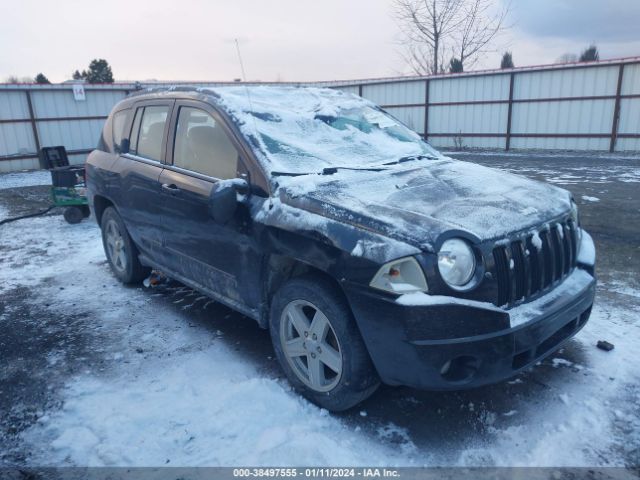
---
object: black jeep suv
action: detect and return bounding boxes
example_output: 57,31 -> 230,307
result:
86,86 -> 596,411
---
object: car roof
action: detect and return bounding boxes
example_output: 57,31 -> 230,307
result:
115,85 -> 368,117
114,87 -> 209,109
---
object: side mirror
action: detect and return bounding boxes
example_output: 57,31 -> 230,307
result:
119,138 -> 130,154
208,179 -> 248,224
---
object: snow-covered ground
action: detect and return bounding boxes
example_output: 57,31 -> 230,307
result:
1,167 -> 639,467
0,170 -> 51,190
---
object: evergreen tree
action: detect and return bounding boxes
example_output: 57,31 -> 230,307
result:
34,73 -> 50,84
500,51 -> 514,69
579,45 -> 599,62
449,57 -> 464,73
85,59 -> 114,83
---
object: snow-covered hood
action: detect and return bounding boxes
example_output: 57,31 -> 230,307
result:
278,158 -> 572,251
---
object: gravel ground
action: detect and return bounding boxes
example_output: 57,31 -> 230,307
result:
0,152 -> 639,468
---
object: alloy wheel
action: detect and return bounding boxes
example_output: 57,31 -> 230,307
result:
105,219 -> 128,274
280,300 -> 343,392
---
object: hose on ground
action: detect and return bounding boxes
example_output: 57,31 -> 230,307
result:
0,205 -> 56,226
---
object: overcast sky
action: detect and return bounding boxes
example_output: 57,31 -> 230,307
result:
1,0 -> 639,83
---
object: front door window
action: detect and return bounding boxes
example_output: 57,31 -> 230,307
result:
173,106 -> 239,179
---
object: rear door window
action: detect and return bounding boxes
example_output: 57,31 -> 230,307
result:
130,105 -> 170,161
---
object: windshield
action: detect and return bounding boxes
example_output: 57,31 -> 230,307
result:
256,106 -> 440,174
211,87 -> 441,175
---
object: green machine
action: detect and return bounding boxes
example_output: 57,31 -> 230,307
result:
40,146 -> 90,224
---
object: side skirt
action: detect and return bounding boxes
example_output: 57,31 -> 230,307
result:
138,253 -> 262,324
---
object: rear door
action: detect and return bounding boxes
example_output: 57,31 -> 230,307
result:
158,100 -> 262,313
116,100 -> 174,266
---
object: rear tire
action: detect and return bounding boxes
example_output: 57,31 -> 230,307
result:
270,274 -> 380,411
100,206 -> 149,284
63,206 -> 83,224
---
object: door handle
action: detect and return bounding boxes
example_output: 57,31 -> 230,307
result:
161,183 -> 180,194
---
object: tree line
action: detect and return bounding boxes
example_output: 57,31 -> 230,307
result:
4,59 -> 114,84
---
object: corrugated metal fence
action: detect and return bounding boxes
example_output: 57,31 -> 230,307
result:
333,57 -> 640,152
1,57 -> 639,172
0,84 -> 132,172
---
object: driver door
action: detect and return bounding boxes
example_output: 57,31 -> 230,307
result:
159,101 -> 262,314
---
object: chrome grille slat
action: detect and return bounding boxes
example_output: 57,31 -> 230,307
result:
511,240 -> 526,302
541,230 -> 554,287
492,219 -> 578,307
494,246 -> 510,307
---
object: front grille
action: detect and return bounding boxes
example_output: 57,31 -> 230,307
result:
492,218 -> 578,307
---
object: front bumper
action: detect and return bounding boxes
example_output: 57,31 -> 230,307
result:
343,267 -> 596,390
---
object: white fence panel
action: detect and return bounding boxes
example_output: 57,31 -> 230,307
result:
362,81 -> 425,105
429,74 -> 509,102
37,119 -> 104,151
335,85 -> 360,96
429,136 -> 504,149
511,99 -> 614,134
68,152 -> 89,165
510,137 -> 610,150
621,64 -> 640,95
513,66 -> 619,99
618,98 -> 640,134
0,123 -> 36,156
31,90 -> 126,118
384,106 -> 425,133
616,138 -> 640,151
0,157 -> 39,173
428,103 -> 508,134
0,91 -> 30,120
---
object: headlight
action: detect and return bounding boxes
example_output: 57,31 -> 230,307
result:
370,257 -> 428,294
438,238 -> 476,288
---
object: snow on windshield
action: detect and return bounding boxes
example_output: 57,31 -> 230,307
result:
202,86 -> 440,174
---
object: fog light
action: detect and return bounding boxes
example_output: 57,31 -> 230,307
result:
440,355 -> 480,383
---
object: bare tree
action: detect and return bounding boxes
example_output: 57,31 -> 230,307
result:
4,75 -> 33,83
454,0 -> 509,70
394,0 -> 462,75
394,0 -> 510,75
556,53 -> 578,64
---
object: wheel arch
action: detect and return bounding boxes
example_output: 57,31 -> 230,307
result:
260,253 -> 351,329
93,194 -> 115,226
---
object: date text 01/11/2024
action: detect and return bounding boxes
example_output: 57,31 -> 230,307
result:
232,468 -> 400,477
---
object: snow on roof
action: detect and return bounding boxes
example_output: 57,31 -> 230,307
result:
199,86 -> 438,175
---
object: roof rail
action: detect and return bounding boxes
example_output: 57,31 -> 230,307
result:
127,85 -> 206,97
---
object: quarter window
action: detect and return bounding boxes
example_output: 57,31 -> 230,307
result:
173,106 -> 238,179
112,110 -> 128,153
130,106 -> 169,161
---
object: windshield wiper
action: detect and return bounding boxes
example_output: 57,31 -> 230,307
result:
272,165 -> 389,178
271,171 -> 314,177
321,166 -> 387,175
383,154 -> 438,166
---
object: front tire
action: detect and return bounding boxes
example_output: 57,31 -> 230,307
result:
100,206 -> 149,284
270,275 -> 379,411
